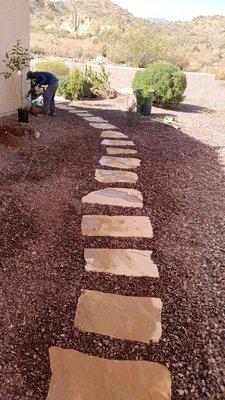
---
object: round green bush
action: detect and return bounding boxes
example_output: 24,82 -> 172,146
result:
132,62 -> 187,107
35,60 -> 70,78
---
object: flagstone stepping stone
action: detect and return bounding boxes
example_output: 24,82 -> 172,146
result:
100,131 -> 128,139
74,290 -> 162,343
90,123 -> 117,130
106,147 -> 137,155
99,156 -> 141,169
47,347 -> 172,400
84,249 -> 159,277
73,110 -> 89,113
95,169 -> 138,183
83,117 -> 108,123
81,215 -> 153,238
101,139 -> 135,146
82,188 -> 143,208
76,113 -> 93,117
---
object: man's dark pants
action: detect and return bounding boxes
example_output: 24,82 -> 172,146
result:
43,81 -> 59,115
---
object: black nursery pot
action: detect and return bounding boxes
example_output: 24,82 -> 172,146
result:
18,108 -> 29,123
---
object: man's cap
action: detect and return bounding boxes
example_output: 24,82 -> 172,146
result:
27,71 -> 36,80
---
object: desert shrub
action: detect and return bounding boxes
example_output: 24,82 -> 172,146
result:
58,69 -> 87,100
58,64 -> 111,100
132,62 -> 187,107
215,64 -> 225,80
106,45 -> 129,64
30,45 -> 46,56
104,28 -> 164,67
35,60 -> 69,77
83,64 -> 110,96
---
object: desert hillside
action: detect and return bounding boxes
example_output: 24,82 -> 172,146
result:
30,1 -> 225,78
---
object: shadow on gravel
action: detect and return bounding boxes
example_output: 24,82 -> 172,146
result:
1,105 -> 224,399
177,102 -> 215,114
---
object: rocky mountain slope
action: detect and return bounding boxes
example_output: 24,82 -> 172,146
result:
30,2 -> 225,77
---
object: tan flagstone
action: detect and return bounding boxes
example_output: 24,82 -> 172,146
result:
75,113 -> 93,117
95,169 -> 138,183
82,188 -> 143,208
83,117 -> 107,122
99,156 -> 141,169
73,109 -> 89,113
101,139 -> 135,146
84,248 -> 159,277
107,147 -> 137,155
100,131 -> 128,139
74,290 -> 162,343
81,215 -> 153,238
47,347 -> 172,400
90,123 -> 117,130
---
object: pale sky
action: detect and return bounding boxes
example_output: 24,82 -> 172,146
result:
112,0 -> 225,21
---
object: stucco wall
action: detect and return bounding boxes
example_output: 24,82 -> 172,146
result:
0,0 -> 29,116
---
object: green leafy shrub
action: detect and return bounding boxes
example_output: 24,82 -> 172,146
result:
35,60 -> 69,78
132,62 -> 187,107
58,69 -> 87,100
58,64 -> 111,100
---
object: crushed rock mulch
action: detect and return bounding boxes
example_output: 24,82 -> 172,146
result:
0,105 -> 224,399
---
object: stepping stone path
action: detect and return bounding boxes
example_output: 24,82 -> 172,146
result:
47,348 -> 172,400
81,215 -> 153,237
46,108 -> 172,398
75,290 -> 162,343
99,156 -> 141,169
107,147 -> 137,155
95,169 -> 138,183
84,248 -> 159,277
82,188 -> 143,208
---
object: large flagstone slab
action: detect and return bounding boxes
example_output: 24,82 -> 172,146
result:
90,123 -> 117,130
107,147 -> 137,155
76,113 -> 93,117
101,139 -> 135,146
99,156 -> 141,169
47,347 -> 172,400
74,290 -> 162,343
82,188 -> 143,208
83,117 -> 107,123
100,131 -> 128,139
95,169 -> 138,183
84,249 -> 159,277
73,109 -> 89,113
81,215 -> 153,238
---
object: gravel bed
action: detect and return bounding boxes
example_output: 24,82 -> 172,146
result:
1,97 -> 224,400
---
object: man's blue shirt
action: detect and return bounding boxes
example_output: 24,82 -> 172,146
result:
35,71 -> 59,87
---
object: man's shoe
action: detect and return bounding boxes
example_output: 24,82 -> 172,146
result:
49,112 -> 55,117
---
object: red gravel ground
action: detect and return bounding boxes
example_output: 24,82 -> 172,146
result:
1,79 -> 225,399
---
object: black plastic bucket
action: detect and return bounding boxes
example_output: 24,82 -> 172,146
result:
18,108 -> 29,123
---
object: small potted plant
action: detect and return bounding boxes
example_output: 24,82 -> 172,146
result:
134,88 -> 154,116
0,40 -> 32,123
